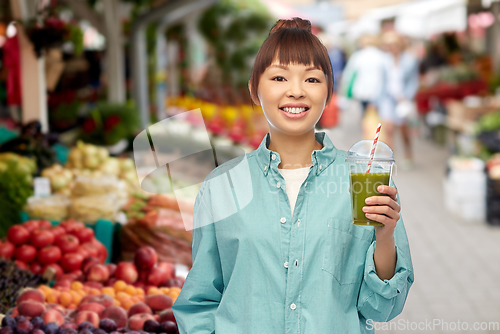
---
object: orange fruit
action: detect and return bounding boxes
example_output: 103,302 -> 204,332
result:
69,291 -> 82,305
130,296 -> 141,304
161,287 -> 170,294
77,289 -> 87,297
46,293 -> 59,304
124,285 -> 136,296
101,287 -> 115,298
121,299 -> 134,311
113,299 -> 121,306
67,303 -> 77,310
136,288 -> 145,296
59,291 -> 73,308
147,287 -> 160,296
71,281 -> 83,291
114,280 -> 127,292
116,292 -> 130,303
89,288 -> 101,296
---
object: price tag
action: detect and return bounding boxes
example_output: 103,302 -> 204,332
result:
34,177 -> 51,197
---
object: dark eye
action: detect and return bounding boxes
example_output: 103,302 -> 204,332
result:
307,78 -> 320,83
272,76 -> 285,82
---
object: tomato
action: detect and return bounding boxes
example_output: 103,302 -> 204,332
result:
42,263 -> 64,280
55,235 -> 79,253
22,220 -> 40,232
37,246 -> 62,264
15,260 -> 29,270
30,262 -> 43,275
7,225 -> 30,245
82,242 -> 99,259
14,245 -> 37,263
70,227 -> 95,243
0,241 -> 15,259
60,219 -> 85,233
30,229 -> 55,249
50,226 -> 65,239
76,245 -> 91,259
38,220 -> 53,230
90,238 -> 108,263
60,253 -> 84,272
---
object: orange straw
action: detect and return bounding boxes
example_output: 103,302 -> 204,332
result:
366,123 -> 382,173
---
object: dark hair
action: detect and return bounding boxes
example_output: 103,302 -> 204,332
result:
249,17 -> 333,105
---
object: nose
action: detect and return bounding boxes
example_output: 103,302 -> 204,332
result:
286,80 -> 305,99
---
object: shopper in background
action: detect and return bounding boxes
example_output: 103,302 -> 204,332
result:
379,31 -> 420,169
340,34 -> 386,116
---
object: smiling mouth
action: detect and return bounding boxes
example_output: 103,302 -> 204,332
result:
280,107 -> 309,114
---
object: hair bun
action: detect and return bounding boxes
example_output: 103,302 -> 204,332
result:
269,17 -> 312,35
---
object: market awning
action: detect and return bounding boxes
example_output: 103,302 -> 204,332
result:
395,0 -> 467,38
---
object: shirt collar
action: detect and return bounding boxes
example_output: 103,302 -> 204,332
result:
256,131 -> 337,177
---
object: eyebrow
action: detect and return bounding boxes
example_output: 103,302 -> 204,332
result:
269,64 -> 320,71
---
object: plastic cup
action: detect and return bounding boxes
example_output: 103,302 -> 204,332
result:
346,140 -> 395,226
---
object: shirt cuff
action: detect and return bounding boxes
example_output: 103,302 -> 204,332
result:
363,240 -> 412,300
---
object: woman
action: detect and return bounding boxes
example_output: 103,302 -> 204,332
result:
172,18 -> 414,334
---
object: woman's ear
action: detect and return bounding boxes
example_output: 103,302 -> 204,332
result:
248,81 -> 261,106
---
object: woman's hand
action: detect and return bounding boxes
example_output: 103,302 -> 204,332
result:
363,185 -> 400,239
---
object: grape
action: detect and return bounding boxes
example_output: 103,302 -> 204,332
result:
44,322 -> 59,334
79,330 -> 93,334
2,315 -> 16,328
159,322 -> 177,334
15,320 -> 33,334
31,330 -> 45,334
92,329 -> 106,334
142,320 -> 159,334
0,327 -> 14,334
77,322 -> 94,332
98,319 -> 117,333
30,317 -> 45,331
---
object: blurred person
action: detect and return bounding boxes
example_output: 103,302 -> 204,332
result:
379,31 -> 419,169
172,17 -> 413,334
340,34 -> 386,115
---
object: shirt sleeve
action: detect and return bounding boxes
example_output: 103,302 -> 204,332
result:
356,180 -> 414,322
172,180 -> 224,334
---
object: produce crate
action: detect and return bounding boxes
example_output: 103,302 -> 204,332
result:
20,212 -> 120,264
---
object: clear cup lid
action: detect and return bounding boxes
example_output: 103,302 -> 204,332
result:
345,140 -> 394,163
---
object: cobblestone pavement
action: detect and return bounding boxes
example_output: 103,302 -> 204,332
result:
323,104 -> 500,334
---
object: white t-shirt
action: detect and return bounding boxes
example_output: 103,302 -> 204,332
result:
278,166 -> 311,218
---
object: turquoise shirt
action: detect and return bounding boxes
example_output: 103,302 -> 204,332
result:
172,131 -> 414,334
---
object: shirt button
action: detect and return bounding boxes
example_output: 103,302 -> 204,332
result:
295,259 -> 298,267
280,217 -> 286,223
277,182 -> 281,188
297,219 -> 301,226
290,303 -> 296,310
284,261 -> 288,268
319,164 -> 323,170
271,154 -> 276,160
264,166 -> 267,171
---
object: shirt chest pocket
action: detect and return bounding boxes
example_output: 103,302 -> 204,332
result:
322,217 -> 374,285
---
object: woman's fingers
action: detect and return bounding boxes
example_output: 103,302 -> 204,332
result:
362,204 -> 400,222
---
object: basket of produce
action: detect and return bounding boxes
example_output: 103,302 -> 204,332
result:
121,194 -> 193,268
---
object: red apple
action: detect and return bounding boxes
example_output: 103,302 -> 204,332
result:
81,257 -> 101,274
114,262 -> 138,284
157,262 -> 176,280
148,266 -> 168,286
86,263 -> 109,282
134,247 -> 157,270
105,263 -> 116,277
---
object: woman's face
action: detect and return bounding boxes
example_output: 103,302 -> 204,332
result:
252,60 -> 328,136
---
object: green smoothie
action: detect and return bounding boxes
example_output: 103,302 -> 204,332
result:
350,172 -> 391,226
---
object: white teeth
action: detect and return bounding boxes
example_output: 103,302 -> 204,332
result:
283,107 -> 307,114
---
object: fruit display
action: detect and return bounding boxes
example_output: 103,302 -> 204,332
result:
0,259 -> 48,313
0,247 -> 184,334
121,197 -> 193,267
0,219 -> 108,277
